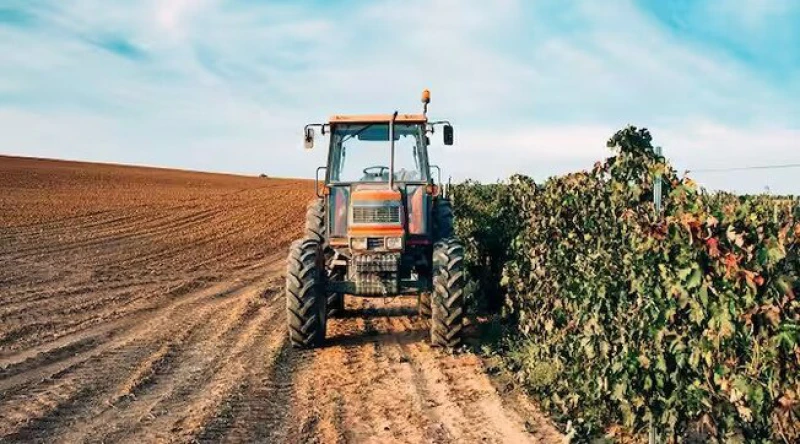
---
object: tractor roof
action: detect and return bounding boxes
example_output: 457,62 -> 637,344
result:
328,114 -> 427,124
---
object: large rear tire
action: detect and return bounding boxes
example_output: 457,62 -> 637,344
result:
305,199 -> 325,243
433,199 -> 454,240
430,238 -> 465,347
305,199 -> 345,318
286,239 -> 327,348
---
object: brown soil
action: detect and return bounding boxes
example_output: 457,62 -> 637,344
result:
0,155 -> 562,443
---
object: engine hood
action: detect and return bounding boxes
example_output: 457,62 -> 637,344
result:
348,184 -> 404,237
350,184 -> 402,204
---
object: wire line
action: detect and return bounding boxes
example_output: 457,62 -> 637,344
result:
688,163 -> 800,173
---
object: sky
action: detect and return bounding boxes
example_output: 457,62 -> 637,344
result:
0,0 -> 798,193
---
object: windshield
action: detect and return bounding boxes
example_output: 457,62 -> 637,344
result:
328,123 -> 429,183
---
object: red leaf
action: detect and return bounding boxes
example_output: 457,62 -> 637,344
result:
723,253 -> 739,276
706,238 -> 720,258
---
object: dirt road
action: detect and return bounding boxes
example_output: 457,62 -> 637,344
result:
0,156 -> 560,443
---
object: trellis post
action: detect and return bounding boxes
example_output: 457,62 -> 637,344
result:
654,146 -> 663,213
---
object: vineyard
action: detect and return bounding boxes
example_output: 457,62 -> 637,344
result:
453,127 -> 800,441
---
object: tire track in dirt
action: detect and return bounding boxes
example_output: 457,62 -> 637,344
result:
0,269 -> 284,442
0,298 -> 224,439
0,262 -> 281,389
394,315 -> 535,443
2,284 -> 562,443
0,276 -> 163,317
276,297 -> 563,444
5,210 -> 172,252
64,281 -> 286,443
7,208 -> 221,260
0,209 -> 119,237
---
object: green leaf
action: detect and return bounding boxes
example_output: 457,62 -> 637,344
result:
687,268 -> 703,289
689,301 -> 705,325
613,382 -> 626,401
767,244 -> 786,262
699,284 -> 709,306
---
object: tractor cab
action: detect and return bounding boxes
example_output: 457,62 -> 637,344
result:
287,90 -> 464,349
327,115 -> 429,185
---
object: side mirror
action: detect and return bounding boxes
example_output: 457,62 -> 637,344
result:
443,125 -> 453,145
304,128 -> 315,150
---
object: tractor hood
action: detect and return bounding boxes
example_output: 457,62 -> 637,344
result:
350,184 -> 401,202
348,184 -> 404,237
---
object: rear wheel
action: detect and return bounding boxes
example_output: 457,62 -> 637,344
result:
430,238 -> 465,347
433,199 -> 454,239
286,238 -> 327,348
306,199 -> 345,319
305,199 -> 325,242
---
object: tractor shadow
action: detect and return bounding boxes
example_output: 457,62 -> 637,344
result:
340,305 -> 416,319
324,303 -> 429,348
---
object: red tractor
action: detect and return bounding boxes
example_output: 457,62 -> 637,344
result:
287,90 -> 464,348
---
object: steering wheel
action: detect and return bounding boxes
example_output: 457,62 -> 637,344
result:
363,166 -> 389,177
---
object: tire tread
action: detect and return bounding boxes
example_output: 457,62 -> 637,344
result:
430,238 -> 465,347
286,238 -> 326,348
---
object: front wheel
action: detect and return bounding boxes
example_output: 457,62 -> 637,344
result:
286,238 -> 327,348
430,238 -> 465,347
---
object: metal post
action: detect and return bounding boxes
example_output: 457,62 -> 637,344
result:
647,413 -> 661,444
389,111 -> 398,190
650,149 -> 663,439
654,146 -> 663,213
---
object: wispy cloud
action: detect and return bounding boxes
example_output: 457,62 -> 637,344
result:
0,7 -> 35,27
0,0 -> 798,193
84,35 -> 148,61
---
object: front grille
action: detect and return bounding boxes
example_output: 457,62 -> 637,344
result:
353,253 -> 400,272
353,205 -> 400,224
367,238 -> 385,250
352,253 -> 401,295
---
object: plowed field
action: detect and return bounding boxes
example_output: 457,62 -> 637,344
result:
0,156 -> 560,443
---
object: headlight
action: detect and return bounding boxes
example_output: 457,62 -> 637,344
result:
385,237 -> 403,250
350,237 -> 368,250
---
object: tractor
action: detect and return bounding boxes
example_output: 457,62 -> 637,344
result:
286,89 -> 465,348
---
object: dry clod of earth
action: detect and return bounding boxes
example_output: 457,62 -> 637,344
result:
0,155 -> 562,443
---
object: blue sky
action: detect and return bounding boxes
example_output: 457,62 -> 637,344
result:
1,0 -> 798,193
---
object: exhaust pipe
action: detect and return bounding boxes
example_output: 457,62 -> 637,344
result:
389,110 -> 398,190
